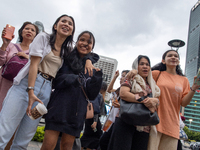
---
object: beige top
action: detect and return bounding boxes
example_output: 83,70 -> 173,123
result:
38,51 -> 62,78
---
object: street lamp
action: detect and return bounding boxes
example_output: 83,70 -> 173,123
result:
189,119 -> 193,130
168,39 -> 185,52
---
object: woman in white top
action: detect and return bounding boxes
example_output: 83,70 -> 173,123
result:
0,14 -> 97,150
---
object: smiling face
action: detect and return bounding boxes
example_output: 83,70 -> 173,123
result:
54,16 -> 74,38
138,57 -> 150,80
162,50 -> 179,68
76,33 -> 94,58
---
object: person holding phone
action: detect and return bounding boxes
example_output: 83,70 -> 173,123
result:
0,22 -> 39,111
126,50 -> 200,150
149,50 -> 200,150
0,15 -> 98,150
0,14 -> 77,149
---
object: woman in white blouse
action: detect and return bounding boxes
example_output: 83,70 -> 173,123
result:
0,14 -> 76,149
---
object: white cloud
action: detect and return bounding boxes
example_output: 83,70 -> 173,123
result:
0,0 -> 197,88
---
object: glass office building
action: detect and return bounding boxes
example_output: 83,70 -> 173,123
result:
184,0 -> 200,132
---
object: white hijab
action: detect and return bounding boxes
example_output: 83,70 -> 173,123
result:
131,56 -> 160,139
131,56 -> 160,98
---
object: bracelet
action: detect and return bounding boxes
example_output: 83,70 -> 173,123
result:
26,87 -> 34,92
190,87 -> 196,92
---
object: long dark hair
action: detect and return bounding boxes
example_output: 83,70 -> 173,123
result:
76,31 -> 95,49
151,50 -> 184,76
66,31 -> 95,74
49,14 -> 75,58
18,22 -> 39,42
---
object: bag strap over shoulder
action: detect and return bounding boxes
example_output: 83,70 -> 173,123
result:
80,82 -> 91,104
13,44 -> 29,54
13,44 -> 22,52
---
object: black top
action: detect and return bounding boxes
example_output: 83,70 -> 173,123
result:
45,52 -> 103,137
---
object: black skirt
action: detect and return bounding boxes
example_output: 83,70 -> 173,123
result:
81,117 -> 103,149
45,120 -> 82,138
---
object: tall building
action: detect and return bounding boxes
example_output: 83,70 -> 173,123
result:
94,55 -> 118,101
184,0 -> 200,132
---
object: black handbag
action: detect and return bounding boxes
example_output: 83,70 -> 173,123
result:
119,97 -> 159,126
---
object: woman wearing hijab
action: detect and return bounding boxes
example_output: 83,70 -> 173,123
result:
108,55 -> 160,150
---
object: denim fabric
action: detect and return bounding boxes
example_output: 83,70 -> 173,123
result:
0,74 -> 51,150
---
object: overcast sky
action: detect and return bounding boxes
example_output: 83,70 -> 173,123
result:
0,0 -> 198,88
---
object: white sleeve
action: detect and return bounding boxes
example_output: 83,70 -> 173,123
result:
29,32 -> 49,58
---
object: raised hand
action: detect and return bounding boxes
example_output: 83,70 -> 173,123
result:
1,28 -> 15,51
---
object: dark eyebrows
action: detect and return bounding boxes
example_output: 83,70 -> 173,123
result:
139,62 -> 149,65
68,21 -> 73,25
168,53 -> 178,57
88,39 -> 92,43
89,35 -> 93,43
61,18 -> 73,24
79,37 -> 84,41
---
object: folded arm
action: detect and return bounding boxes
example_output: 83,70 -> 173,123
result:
120,86 -> 141,103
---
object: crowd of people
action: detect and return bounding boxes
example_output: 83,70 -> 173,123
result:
0,14 -> 199,150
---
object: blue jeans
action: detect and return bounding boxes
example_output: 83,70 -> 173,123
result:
0,74 -> 52,150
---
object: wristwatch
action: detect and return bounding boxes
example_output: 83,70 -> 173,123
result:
26,87 -> 34,92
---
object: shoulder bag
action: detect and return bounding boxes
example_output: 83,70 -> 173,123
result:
119,72 -> 161,126
80,84 -> 94,119
1,44 -> 28,81
119,97 -> 159,126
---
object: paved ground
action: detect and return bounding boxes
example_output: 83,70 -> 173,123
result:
28,141 -> 192,150
183,147 -> 191,150
27,141 -> 42,150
